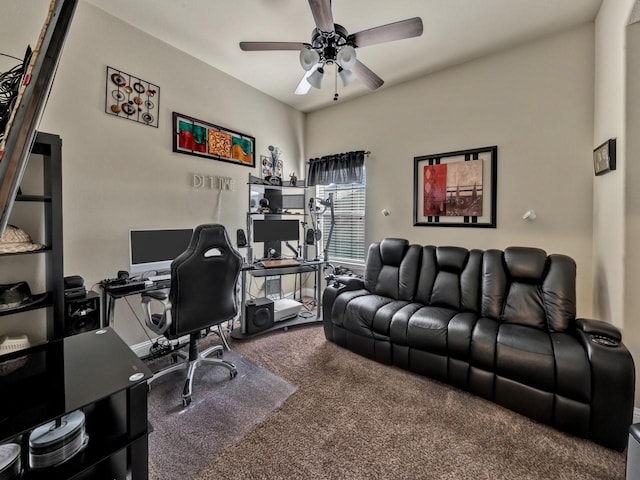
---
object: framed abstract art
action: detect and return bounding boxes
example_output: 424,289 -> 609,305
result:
172,112 -> 255,168
105,66 -> 160,127
413,146 -> 497,228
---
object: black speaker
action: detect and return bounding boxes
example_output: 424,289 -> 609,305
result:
244,297 -> 274,334
64,275 -> 84,289
305,228 -> 315,245
237,228 -> 247,247
65,291 -> 101,336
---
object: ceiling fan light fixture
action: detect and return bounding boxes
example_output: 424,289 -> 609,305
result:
299,48 -> 320,71
308,67 -> 325,89
338,66 -> 356,87
337,45 -> 357,70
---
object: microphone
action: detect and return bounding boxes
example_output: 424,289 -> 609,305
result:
285,241 -> 298,257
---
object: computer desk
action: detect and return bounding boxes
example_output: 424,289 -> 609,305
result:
230,259 -> 325,339
100,280 -> 170,329
101,261 -> 325,338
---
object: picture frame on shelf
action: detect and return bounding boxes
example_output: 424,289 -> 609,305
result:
260,154 -> 272,178
413,145 -> 498,228
593,138 -> 616,176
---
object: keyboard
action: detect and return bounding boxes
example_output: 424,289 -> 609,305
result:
104,280 -> 147,293
153,279 -> 171,289
148,273 -> 171,282
262,259 -> 302,268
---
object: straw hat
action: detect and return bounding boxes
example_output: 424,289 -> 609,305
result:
0,225 -> 44,254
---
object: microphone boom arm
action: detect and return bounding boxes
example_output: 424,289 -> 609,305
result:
323,193 -> 335,262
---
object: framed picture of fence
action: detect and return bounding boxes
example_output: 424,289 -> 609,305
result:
413,145 -> 497,228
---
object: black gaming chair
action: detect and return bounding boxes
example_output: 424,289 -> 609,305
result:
141,224 -> 242,406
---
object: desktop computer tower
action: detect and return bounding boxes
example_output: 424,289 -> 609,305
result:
65,291 -> 101,336
244,297 -> 274,334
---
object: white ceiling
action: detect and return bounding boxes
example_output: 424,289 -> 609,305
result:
84,0 -> 602,113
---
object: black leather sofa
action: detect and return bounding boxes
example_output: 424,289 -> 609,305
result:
322,238 -> 635,451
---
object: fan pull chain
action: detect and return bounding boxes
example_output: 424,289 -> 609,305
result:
333,66 -> 339,102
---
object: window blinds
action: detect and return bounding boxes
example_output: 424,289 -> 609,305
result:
316,181 -> 366,264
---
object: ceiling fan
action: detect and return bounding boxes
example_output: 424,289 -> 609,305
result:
239,0 -> 423,98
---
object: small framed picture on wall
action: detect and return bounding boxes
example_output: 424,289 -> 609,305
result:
593,138 -> 616,176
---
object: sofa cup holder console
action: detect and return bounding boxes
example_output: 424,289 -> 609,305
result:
590,334 -> 619,347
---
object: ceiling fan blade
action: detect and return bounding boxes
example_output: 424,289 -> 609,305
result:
348,17 -> 423,48
351,60 -> 384,90
294,69 -> 315,95
308,0 -> 334,33
239,41 -> 310,51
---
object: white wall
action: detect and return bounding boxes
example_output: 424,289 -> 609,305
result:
1,1 -> 306,345
625,4 -> 640,406
307,25 -> 596,317
593,0 -> 635,329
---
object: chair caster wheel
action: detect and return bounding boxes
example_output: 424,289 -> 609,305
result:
230,370 -> 238,379
182,396 -> 191,407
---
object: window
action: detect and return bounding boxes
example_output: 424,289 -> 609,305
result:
316,178 -> 366,264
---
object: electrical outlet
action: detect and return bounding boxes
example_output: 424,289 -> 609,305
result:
265,278 -> 281,296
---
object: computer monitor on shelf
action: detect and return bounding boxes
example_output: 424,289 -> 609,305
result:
252,219 -> 299,243
129,228 -> 193,275
282,194 -> 306,210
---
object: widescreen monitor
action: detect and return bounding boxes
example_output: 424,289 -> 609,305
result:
252,219 -> 299,243
129,228 -> 193,275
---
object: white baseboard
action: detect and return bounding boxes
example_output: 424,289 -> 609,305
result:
301,287 -> 316,298
128,325 -> 235,358
130,338 -> 157,358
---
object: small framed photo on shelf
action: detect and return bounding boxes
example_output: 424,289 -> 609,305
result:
593,138 -> 616,176
260,155 -> 272,178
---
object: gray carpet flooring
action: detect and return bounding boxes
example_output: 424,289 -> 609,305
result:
146,348 -> 296,480
196,324 -> 627,480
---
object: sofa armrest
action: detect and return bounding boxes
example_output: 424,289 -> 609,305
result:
321,276 -> 365,342
333,274 -> 365,290
576,318 -> 621,344
574,319 -> 635,451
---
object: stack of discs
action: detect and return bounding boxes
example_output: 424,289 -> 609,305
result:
0,443 -> 21,479
28,410 -> 89,470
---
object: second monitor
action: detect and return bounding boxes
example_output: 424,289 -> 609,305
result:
252,219 -> 300,243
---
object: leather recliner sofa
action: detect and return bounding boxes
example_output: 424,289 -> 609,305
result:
322,238 -> 635,451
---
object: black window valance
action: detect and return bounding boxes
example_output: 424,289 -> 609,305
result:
307,150 -> 365,186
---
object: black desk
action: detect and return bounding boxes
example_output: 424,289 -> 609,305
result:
100,280 -> 170,329
231,259 -> 324,339
100,261 -> 325,340
0,328 -> 152,479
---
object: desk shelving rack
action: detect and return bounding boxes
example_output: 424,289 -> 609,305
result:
0,132 -> 64,341
231,174 -> 324,339
245,173 -> 310,261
